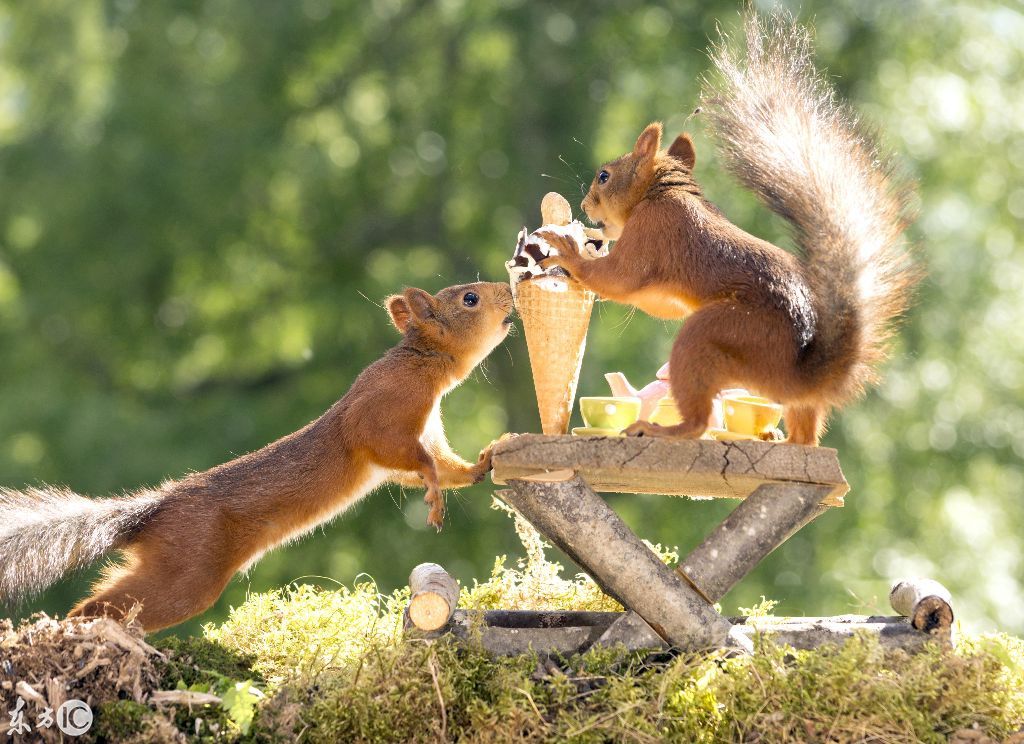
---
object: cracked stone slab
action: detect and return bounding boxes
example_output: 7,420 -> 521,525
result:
491,435 -> 848,506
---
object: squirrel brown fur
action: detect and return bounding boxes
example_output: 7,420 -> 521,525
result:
540,12 -> 918,445
0,281 -> 514,631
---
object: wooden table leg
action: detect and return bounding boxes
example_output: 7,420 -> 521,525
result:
679,482 -> 833,602
598,482 -> 831,650
499,478 -> 748,652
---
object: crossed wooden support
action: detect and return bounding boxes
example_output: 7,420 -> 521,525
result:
489,435 -> 848,653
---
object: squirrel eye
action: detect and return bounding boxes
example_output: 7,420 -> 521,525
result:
598,170 -> 610,185
462,291 -> 479,307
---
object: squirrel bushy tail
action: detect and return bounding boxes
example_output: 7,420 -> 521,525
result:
702,11 -> 918,404
0,486 -> 164,605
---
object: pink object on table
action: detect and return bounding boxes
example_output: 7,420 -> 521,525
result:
606,363 -> 746,428
604,370 -> 671,420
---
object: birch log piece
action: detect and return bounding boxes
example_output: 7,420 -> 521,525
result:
499,480 -> 751,652
597,614 -> 935,653
679,482 -> 833,602
408,563 -> 460,631
890,578 -> 954,634
420,610 -> 939,655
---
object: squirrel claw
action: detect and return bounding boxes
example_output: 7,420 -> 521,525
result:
535,230 -> 580,259
625,420 -> 705,440
623,421 -> 664,438
425,488 -> 445,531
472,448 -> 493,484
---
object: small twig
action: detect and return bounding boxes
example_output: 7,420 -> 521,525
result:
565,701 -> 643,738
14,681 -> 46,706
566,688 -> 601,704
516,688 -> 546,725
74,656 -> 111,679
427,652 -> 447,743
149,690 -> 222,706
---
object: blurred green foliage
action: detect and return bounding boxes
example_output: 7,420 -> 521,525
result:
0,0 -> 1021,638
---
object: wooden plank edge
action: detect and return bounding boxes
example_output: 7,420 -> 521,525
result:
492,467 -> 846,507
491,434 -> 848,506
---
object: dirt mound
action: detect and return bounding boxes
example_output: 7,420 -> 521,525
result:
0,610 -> 170,742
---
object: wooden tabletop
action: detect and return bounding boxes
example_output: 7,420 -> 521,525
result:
491,434 -> 849,507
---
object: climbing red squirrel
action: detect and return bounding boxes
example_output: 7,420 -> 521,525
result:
539,13 -> 918,445
0,281 -> 514,631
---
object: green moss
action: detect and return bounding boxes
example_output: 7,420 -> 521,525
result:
710,634 -> 1024,743
248,625 -> 1024,743
203,581 -> 408,689
156,635 -> 261,691
94,700 -> 153,741
140,636 -> 266,741
83,504 -> 1024,741
198,504 -> 1024,742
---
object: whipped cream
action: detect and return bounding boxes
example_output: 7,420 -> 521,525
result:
506,221 -> 607,285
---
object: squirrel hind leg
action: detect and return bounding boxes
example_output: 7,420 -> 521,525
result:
782,405 -> 827,446
70,542 -> 235,632
665,302 -> 817,441
654,305 -> 760,440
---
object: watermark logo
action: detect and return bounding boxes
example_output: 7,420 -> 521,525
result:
56,700 -> 93,736
4,695 -> 92,737
4,698 -> 29,737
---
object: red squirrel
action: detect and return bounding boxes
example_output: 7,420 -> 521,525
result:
0,282 -> 514,631
539,13 -> 918,445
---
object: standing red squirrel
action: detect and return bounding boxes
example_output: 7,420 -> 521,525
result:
540,13 -> 918,445
0,282 -> 514,631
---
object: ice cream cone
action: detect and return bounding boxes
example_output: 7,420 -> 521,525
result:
514,275 -> 596,435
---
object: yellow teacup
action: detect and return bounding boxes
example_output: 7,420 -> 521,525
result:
722,395 -> 783,436
648,396 -> 683,426
579,396 -> 641,431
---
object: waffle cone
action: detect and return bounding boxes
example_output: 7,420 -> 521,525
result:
514,277 -> 596,434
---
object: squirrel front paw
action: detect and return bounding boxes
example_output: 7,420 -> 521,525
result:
472,433 -> 517,483
425,486 -> 445,531
472,447 -> 494,484
535,230 -> 582,268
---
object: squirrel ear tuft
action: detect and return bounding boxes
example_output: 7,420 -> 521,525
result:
403,287 -> 437,322
667,133 -> 696,169
633,122 -> 663,162
386,295 -> 413,333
